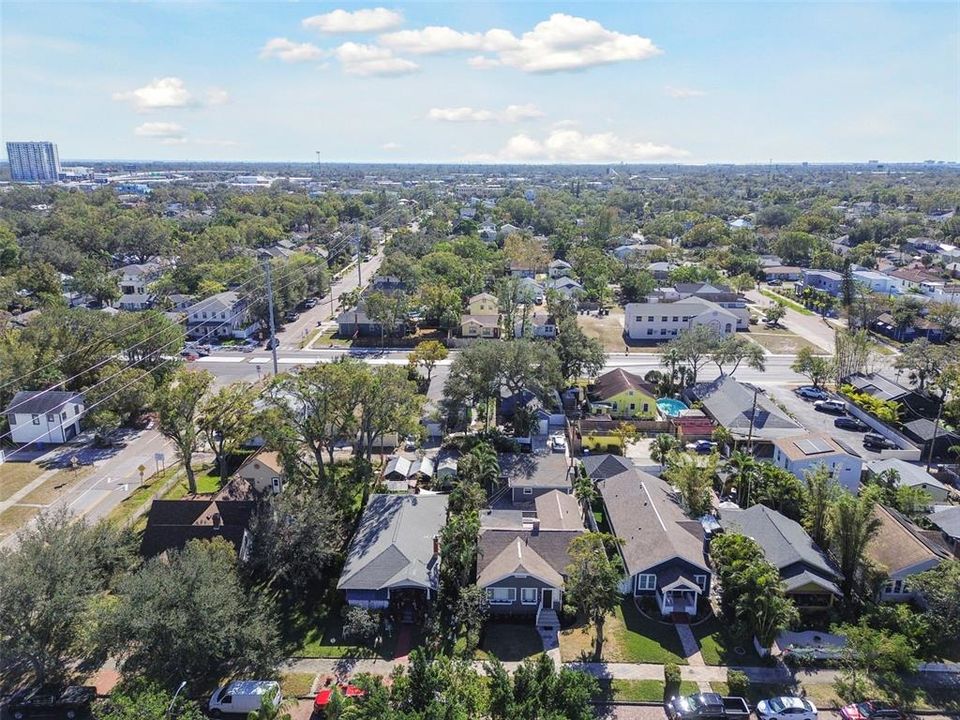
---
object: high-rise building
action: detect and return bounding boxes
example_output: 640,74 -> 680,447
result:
5,141 -> 62,183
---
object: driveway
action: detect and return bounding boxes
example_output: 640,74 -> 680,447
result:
746,288 -> 839,353
763,385 -> 890,461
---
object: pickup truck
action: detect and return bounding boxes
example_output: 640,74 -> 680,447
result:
667,692 -> 750,720
7,685 -> 96,719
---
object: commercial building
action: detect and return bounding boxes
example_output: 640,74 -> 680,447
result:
6,141 -> 61,183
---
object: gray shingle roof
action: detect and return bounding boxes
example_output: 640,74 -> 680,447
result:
581,454 -> 634,481
866,458 -> 950,494
598,468 -> 709,577
6,390 -> 82,415
718,505 -> 841,590
928,505 -> 960,540
477,530 -> 580,587
500,452 -> 572,489
685,376 -> 801,440
337,494 -> 448,592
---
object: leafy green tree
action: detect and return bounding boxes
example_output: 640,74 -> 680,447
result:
555,316 -> 605,381
802,465 -> 840,550
829,487 -> 883,604
408,340 -> 448,383
454,584 -> 489,656
199,382 -> 257,486
763,301 -> 787,327
246,695 -> 292,720
155,367 -> 214,494
791,346 -> 832,388
358,365 -> 422,462
710,335 -> 766,376
664,450 -> 716,517
0,511 -> 134,685
651,434 -> 679,469
834,623 -> 918,702
911,560 -> 960,643
100,538 -> 280,686
93,680 -> 207,720
663,325 -> 721,386
564,533 -> 623,661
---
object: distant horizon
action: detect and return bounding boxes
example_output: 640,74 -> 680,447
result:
3,2 -> 956,164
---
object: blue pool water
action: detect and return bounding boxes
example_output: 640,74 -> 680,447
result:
657,398 -> 688,417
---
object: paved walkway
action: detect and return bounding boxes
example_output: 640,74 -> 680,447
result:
673,623 -> 711,692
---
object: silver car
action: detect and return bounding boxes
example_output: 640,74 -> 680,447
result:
756,697 -> 818,720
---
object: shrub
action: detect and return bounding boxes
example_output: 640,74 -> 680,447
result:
342,606 -> 380,642
664,663 -> 682,686
727,669 -> 749,697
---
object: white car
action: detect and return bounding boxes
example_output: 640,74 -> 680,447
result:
550,433 -> 567,452
756,697 -> 818,720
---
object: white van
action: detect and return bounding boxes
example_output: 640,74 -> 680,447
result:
208,680 -> 281,717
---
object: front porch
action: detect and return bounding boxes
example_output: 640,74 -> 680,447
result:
658,587 -> 698,616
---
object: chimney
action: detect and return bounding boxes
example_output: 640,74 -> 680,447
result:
530,517 -> 540,536
212,513 -> 222,528
432,535 -> 440,556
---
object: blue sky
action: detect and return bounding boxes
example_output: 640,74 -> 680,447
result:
2,1 -> 957,163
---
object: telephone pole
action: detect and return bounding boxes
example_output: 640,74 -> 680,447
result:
262,258 -> 279,376
356,228 -> 363,288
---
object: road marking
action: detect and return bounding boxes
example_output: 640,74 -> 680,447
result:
195,356 -> 246,363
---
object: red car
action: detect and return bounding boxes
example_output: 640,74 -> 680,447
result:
314,685 -> 364,716
840,702 -> 905,720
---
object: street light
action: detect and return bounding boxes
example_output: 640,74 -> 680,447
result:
167,680 -> 187,719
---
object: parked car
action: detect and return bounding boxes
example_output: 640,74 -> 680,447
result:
686,440 -> 718,454
814,399 -> 846,415
795,386 -> 828,400
667,692 -> 750,720
550,432 -> 567,453
208,680 -> 281,718
768,279 -> 783,286
756,697 -> 818,720
839,702 -> 905,720
834,417 -> 869,432
403,436 -> 417,451
8,686 -> 96,720
863,433 -> 897,450
265,337 -> 280,349
315,685 -> 365,717
180,349 -> 199,361
184,342 -> 211,356
303,297 -> 319,309
283,311 -> 299,322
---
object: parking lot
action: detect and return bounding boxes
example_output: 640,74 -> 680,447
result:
763,385 -> 892,461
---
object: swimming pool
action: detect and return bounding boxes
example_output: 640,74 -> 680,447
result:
657,397 -> 688,417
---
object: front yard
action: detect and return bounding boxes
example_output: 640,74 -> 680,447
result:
560,598 -> 688,664
692,617 -> 765,666
478,622 -> 544,661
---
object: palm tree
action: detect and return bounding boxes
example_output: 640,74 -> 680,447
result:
829,488 -> 883,605
726,450 -> 758,505
650,434 -> 678,469
247,696 -> 291,720
712,425 -> 734,454
468,441 -> 500,492
663,450 -> 714,517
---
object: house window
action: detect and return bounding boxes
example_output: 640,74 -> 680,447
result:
629,403 -> 636,410
635,316 -> 642,322
47,413 -> 55,423
487,587 -> 516,604
74,405 -> 80,414
883,579 -> 908,595
694,575 -> 708,591
661,316 -> 668,322
660,329 -> 667,335
647,316 -> 654,322
636,574 -> 657,591
32,414 -> 40,425
521,588 -> 538,605
647,329 -> 654,336
611,401 -> 618,409
672,316 -> 679,322
642,403 -> 649,413
522,487 -> 533,495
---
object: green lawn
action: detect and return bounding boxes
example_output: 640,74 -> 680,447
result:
693,617 -> 764,666
759,289 -> 814,315
160,466 -> 220,499
596,679 -> 700,703
479,622 -> 544,661
561,599 -> 688,664
280,673 -> 317,698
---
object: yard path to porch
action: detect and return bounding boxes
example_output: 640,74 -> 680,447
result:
673,623 -> 711,692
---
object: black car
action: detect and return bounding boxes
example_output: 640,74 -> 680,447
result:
835,416 -> 869,432
8,686 -> 96,719
265,337 -> 280,349
863,433 -> 897,450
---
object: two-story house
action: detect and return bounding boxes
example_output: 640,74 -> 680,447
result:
185,291 -> 258,341
587,368 -> 658,419
772,433 -> 863,493
800,269 -> 844,297
114,262 -> 162,310
4,391 -> 84,444
461,292 -> 501,339
624,296 -> 739,341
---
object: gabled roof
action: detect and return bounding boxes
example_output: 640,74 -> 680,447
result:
866,458 -> 950,494
461,314 -> 500,327
534,490 -> 584,531
237,451 -> 283,476
6,390 -> 83,416
499,452 -> 572,489
685,376 -> 801,440
477,531 -> 578,588
338,494 -> 448,592
598,468 -> 709,577
718,505 -> 841,589
580,454 -> 634,481
590,368 -> 656,402
928,505 -> 960,540
186,291 -> 242,315
866,504 -> 951,577
140,499 -> 255,558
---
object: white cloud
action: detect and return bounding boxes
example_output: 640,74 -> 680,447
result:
259,37 -> 326,62
485,128 -> 689,163
334,42 -> 418,76
381,14 -> 661,73
113,77 -> 193,111
665,85 -> 706,99
206,87 -> 230,106
382,141 -> 402,151
303,7 -> 403,34
134,122 -> 186,144
427,103 -> 543,123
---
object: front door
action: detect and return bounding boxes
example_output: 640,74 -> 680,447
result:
541,589 -> 554,609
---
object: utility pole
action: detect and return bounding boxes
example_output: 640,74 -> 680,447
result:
746,386 -> 759,454
926,400 -> 945,473
356,228 -> 363,288
262,258 -> 279,376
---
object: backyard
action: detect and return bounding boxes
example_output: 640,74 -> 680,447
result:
560,598 -> 688,664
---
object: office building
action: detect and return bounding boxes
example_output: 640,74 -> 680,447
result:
6,141 -> 61,183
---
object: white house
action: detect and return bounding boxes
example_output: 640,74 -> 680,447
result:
548,259 -> 572,279
852,269 -> 900,296
185,291 -> 259,340
624,297 -> 739,341
865,458 -> 952,505
234,451 -> 285,495
514,311 -> 557,339
772,433 -> 863,492
5,391 -> 84,444
115,262 -> 161,310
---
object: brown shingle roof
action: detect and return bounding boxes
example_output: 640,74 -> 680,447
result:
590,368 -> 656,402
866,504 -> 950,576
